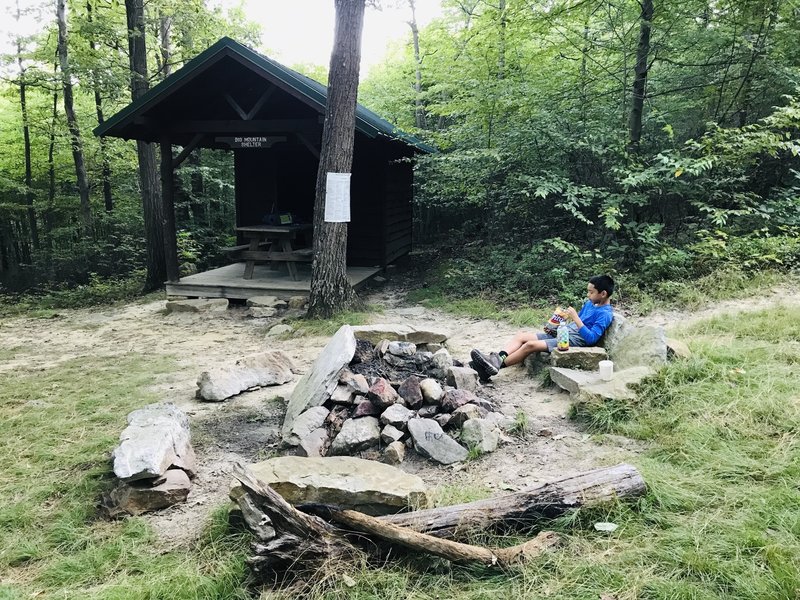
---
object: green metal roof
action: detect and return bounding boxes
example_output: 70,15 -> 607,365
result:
94,36 -> 435,153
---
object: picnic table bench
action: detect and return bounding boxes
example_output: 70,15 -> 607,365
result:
235,224 -> 313,281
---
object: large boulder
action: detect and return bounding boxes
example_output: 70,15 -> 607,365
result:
281,325 -> 356,443
352,324 -> 449,345
609,325 -> 667,370
197,351 -> 295,401
112,402 -> 196,481
407,418 -> 468,465
234,456 -> 430,515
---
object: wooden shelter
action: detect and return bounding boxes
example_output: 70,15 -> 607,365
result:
95,37 -> 433,299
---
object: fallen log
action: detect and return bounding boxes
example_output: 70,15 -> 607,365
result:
378,463 -> 645,539
305,504 -> 560,568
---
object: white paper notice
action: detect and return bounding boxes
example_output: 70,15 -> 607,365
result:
324,172 -> 351,222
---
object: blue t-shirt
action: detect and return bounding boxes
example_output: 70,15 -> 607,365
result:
567,300 -> 613,345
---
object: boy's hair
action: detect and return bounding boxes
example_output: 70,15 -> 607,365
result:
589,274 -> 615,297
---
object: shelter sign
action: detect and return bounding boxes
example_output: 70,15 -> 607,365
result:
215,136 -> 286,148
324,172 -> 351,222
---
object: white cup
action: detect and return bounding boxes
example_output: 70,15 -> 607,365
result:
599,360 -> 614,381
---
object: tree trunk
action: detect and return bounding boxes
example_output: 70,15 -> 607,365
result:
407,0 -> 426,129
45,63 -> 58,240
56,0 -> 92,237
159,11 -> 172,80
307,0 -> 367,318
379,463 -> 646,538
86,1 -> 113,212
16,33 -> 39,250
628,0 -> 654,153
125,0 -> 166,290
497,0 -> 507,79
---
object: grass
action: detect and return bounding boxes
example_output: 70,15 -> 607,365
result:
287,305 -> 384,337
0,353 -> 250,599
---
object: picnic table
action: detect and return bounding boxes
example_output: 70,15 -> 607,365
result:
235,224 -> 313,281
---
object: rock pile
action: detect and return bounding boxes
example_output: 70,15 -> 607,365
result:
283,326 -> 517,465
105,402 -> 196,516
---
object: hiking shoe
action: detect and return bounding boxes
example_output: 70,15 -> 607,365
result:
471,349 -> 501,378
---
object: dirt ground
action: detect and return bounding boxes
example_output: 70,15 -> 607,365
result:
1,276 -> 796,548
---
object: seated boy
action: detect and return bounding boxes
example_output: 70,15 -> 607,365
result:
470,275 -> 615,380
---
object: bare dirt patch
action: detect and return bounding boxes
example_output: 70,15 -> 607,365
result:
1,280 -> 793,549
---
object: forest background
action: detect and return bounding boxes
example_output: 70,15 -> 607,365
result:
1,0 -> 799,311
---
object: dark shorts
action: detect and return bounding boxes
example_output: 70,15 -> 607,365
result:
537,331 -> 587,353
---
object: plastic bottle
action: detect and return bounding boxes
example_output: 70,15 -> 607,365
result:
556,320 -> 570,352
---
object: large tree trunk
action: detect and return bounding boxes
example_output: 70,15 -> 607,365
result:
45,63 -> 58,240
56,0 -> 92,237
158,11 -> 172,80
125,0 -> 166,290
627,0 -> 654,153
86,1 -> 113,213
307,0 -> 367,318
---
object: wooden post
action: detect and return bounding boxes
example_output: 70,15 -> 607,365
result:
160,138 -> 180,282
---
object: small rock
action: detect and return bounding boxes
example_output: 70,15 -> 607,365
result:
246,295 -> 287,308
449,404 -> 485,429
267,323 -> 295,337
460,419 -> 499,454
380,404 -> 414,428
446,366 -> 479,392
352,400 -> 380,418
537,428 -> 553,437
383,440 -> 406,464
387,341 -> 417,356
367,378 -> 401,409
434,413 -> 452,429
499,404 -> 518,418
248,306 -> 278,318
331,384 -> 356,404
286,406 -> 330,446
594,522 -> 619,532
440,388 -> 478,412
397,376 -> 423,408
287,296 -> 307,309
165,298 -> 228,313
298,428 -> 329,457
339,370 -> 369,394
329,417 -> 381,455
407,418 -> 467,465
419,378 -> 444,404
107,469 -> 191,515
666,337 -> 691,360
416,405 -> 438,418
381,424 -> 404,444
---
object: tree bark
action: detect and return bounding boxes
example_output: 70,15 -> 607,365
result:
628,0 -> 654,153
15,22 -> 39,250
56,0 -> 92,237
307,0 -> 367,318
45,63 -> 58,239
159,11 -> 172,80
86,1 -> 113,212
407,0 -> 427,129
379,463 -> 646,538
125,0 -> 166,290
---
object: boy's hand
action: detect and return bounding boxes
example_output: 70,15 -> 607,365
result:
566,306 -> 579,320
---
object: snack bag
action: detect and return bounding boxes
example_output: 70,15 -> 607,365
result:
543,307 -> 568,336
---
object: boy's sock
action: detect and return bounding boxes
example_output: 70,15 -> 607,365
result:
498,351 -> 508,367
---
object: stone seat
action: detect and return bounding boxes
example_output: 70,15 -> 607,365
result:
525,345 -> 608,375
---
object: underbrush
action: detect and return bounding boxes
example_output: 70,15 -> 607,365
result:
0,271 -> 155,317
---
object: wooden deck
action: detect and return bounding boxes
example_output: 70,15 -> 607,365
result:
165,263 -> 381,300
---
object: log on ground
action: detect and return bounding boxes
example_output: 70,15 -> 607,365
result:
378,463 -> 645,539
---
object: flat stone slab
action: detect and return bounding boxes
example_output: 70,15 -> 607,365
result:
165,298 -> 228,313
112,402 -> 196,481
549,346 -> 608,369
281,325 -> 356,443
197,350 -> 296,401
352,324 -> 449,345
234,456 -> 430,516
550,365 -> 655,402
407,418 -> 468,465
108,469 -> 191,516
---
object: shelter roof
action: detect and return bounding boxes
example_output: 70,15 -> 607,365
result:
94,36 -> 435,153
